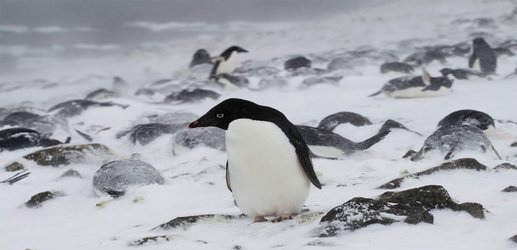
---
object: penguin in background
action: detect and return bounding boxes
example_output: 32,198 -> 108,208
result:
189,98 -> 321,222
469,37 -> 497,75
209,46 -> 248,79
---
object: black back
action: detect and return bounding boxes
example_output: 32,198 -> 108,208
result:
190,98 -> 321,189
438,109 -> 494,130
469,37 -> 497,74
209,46 -> 248,78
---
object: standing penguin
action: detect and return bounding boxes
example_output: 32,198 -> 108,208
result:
189,98 -> 321,222
468,37 -> 497,75
209,46 -> 248,79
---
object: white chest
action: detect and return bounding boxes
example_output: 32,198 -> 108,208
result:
225,119 -> 310,217
216,52 -> 238,75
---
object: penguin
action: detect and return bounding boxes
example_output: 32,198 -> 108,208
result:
209,46 -> 248,78
0,127 -> 67,151
439,68 -> 485,80
317,111 -> 372,131
368,70 -> 453,98
468,37 -> 497,75
188,98 -> 320,222
437,109 -> 495,130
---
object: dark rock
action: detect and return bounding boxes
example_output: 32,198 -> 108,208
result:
164,88 -> 220,103
410,125 -> 500,161
48,99 -> 128,117
379,158 -> 487,189
404,50 -> 447,66
494,163 -> 517,170
25,191 -> 64,208
153,214 -> 238,231
380,62 -> 414,74
189,49 -> 212,68
234,65 -> 280,78
437,109 -> 494,130
5,161 -> 25,172
510,234 -> 517,243
59,169 -> 82,179
0,128 -> 66,151
22,143 -> 114,167
318,185 -> 484,237
135,88 -> 156,97
284,56 -> 311,71
511,142 -> 517,147
85,88 -> 118,101
127,123 -> 183,145
327,57 -> 353,71
502,186 -> 517,192
317,112 -> 372,131
494,47 -> 515,57
129,235 -> 173,246
173,127 -> 225,153
93,160 -> 164,197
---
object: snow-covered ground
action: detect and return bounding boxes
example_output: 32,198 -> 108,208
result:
1,0 -> 517,249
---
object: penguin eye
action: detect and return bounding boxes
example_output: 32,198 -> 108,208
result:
216,113 -> 224,118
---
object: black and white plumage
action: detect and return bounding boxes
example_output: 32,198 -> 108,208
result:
439,68 -> 485,80
188,98 -> 320,222
368,72 -> 454,98
468,37 -> 497,75
0,128 -> 66,151
437,109 -> 495,130
410,125 -> 501,161
209,46 -> 248,78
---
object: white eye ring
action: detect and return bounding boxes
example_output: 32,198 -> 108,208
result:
216,113 -> 224,118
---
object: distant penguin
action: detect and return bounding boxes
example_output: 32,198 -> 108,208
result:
189,49 -> 212,68
209,46 -> 248,78
437,109 -> 494,130
439,68 -> 485,80
468,37 -> 497,75
409,125 -> 501,161
368,70 -> 453,98
380,62 -> 414,74
189,98 -> 320,222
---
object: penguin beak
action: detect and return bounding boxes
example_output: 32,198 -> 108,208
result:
189,120 -> 200,128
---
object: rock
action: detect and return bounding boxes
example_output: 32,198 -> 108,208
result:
437,110 -> 494,130
257,77 -> 289,89
189,49 -> 212,68
59,169 -> 83,179
0,111 -> 63,135
327,57 -> 353,71
511,142 -> 517,147
317,111 -> 372,131
511,234 -> 517,243
212,73 -> 249,88
93,160 -> 164,197
494,163 -> 517,170
25,191 -> 65,208
502,186 -> 517,192
0,127 -> 66,151
494,47 -> 515,57
403,50 -> 447,66
410,125 -> 500,161
299,76 -> 342,89
153,214 -> 238,231
129,235 -> 174,246
380,62 -> 414,74
127,123 -> 184,145
234,65 -> 280,78
379,158 -> 487,189
284,56 -> 311,71
318,185 -> 484,237
22,143 -> 114,167
163,88 -> 220,103
173,127 -> 225,153
5,161 -> 25,172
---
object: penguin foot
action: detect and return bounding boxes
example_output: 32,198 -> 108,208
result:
253,216 -> 267,223
272,214 -> 293,223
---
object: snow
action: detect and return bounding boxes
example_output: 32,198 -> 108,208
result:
1,0 -> 517,249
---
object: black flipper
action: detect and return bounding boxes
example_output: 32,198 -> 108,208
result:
355,129 -> 391,150
285,125 -> 321,189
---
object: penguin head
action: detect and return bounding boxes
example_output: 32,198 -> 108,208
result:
189,98 -> 261,130
220,46 -> 248,59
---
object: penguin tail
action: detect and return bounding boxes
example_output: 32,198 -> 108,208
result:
367,90 -> 382,97
355,129 -> 391,150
